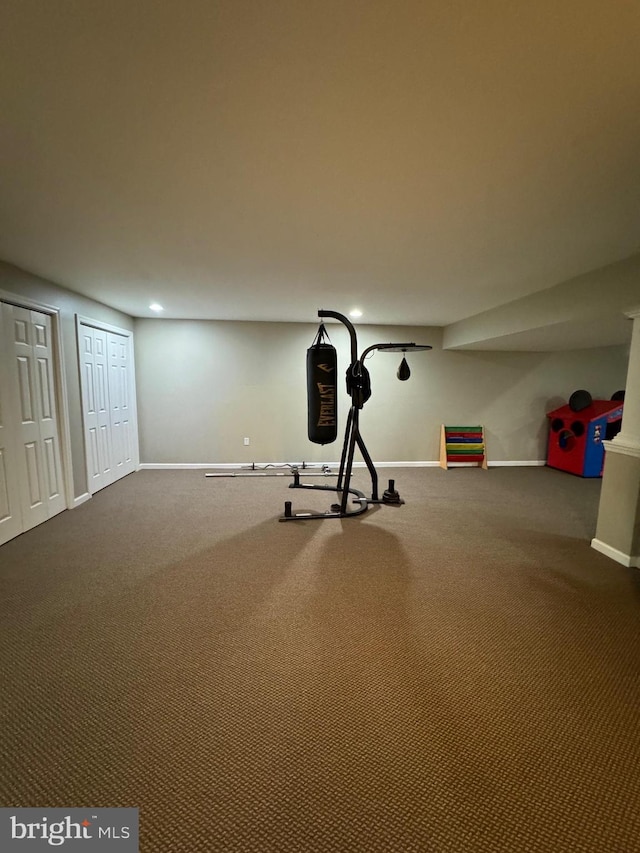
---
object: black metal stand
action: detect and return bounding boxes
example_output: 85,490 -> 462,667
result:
280,310 -> 431,521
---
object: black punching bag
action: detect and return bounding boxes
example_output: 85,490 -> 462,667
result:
307,324 -> 338,444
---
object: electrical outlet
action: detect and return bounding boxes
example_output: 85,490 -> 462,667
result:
243,437 -> 250,446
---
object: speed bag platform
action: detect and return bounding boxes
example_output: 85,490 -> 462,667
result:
307,325 -> 338,445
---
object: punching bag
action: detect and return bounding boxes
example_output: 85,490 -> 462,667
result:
307,324 -> 338,444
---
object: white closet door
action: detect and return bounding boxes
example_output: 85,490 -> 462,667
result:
2,304 -> 65,535
0,304 -> 23,545
80,325 -> 113,493
30,309 -> 65,521
107,332 -> 136,480
79,323 -> 137,494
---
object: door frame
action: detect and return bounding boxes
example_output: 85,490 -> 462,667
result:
0,289 -> 75,511
75,315 -> 140,494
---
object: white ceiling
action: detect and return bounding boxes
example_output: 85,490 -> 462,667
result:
1,0 -> 639,344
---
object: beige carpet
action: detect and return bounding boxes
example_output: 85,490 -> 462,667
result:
1,467 -> 639,852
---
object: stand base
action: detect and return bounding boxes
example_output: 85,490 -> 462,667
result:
278,477 -> 403,521
279,481 -> 368,521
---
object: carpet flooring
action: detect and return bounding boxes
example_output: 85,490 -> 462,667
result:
1,467 -> 639,852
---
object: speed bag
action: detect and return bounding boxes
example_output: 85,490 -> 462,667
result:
307,341 -> 338,445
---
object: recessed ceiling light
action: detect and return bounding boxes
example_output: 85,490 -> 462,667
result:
149,303 -> 164,312
349,309 -> 363,318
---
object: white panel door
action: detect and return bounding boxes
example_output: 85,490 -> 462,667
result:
0,304 -> 23,545
1,303 -> 65,537
79,323 -> 137,494
30,309 -> 65,522
107,332 -> 136,480
79,325 -> 113,493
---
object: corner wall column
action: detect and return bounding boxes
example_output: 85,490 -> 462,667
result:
592,306 -> 640,567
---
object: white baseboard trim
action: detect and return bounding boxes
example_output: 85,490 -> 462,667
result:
139,462 -> 335,470
139,463 -> 246,469
591,538 -> 639,568
445,461 -> 546,468
139,460 -> 547,470
362,461 -> 438,467
72,492 -> 91,508
490,460 -> 546,467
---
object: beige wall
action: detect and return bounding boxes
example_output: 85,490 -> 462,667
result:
595,452 -> 640,557
134,318 -> 629,465
0,261 -> 134,497
0,259 -> 630,486
443,254 -> 640,350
